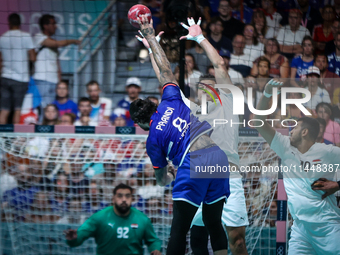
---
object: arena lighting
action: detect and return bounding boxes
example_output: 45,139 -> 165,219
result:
163,0 -> 196,91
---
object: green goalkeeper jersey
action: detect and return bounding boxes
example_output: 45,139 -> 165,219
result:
66,206 -> 162,255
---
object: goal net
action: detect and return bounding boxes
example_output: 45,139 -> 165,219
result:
0,133 -> 279,255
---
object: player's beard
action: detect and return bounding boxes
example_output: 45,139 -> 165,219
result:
290,130 -> 302,147
115,202 -> 131,214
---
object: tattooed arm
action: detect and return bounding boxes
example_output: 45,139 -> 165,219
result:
138,15 -> 178,86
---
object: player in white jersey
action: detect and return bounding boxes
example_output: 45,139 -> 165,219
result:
255,79 -> 340,255
178,18 -> 249,255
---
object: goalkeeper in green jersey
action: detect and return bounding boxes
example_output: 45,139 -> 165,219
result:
64,183 -> 162,255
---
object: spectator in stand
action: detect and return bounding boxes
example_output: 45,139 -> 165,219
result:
325,19 -> 340,55
184,53 -> 203,92
33,14 -> 79,107
146,96 -> 159,106
316,117 -> 333,144
25,191 -> 57,223
86,80 -> 112,124
246,58 -> 271,107
57,197 -> 87,225
207,17 -> 233,52
316,102 -> 340,146
290,36 -> 315,87
261,0 -> 282,37
67,156 -> 90,197
218,0 -> 244,41
186,41 -> 212,73
243,24 -> 264,62
59,113 -> 76,126
83,181 -> 109,214
303,66 -> 331,112
0,13 -> 36,124
2,165 -> 40,212
230,0 -> 253,24
314,54 -> 340,100
250,9 -> 274,44
117,77 -> 142,110
296,0 -> 323,35
332,102 -> 340,123
0,160 -> 18,198
230,34 -> 253,77
110,108 -> 129,127
51,172 -> 70,213
276,9 -> 310,60
52,81 -> 77,117
285,92 -> 305,121
41,104 -> 59,125
327,33 -> 340,76
251,38 -> 290,78
313,5 -> 336,54
75,97 -> 97,126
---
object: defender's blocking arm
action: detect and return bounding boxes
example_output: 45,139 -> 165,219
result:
179,17 -> 232,90
137,15 -> 177,86
254,79 -> 283,145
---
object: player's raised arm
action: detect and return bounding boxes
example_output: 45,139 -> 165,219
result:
137,15 -> 177,86
136,30 -> 164,83
180,17 -> 232,87
254,79 -> 283,145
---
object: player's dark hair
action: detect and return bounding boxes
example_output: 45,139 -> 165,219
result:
297,117 -> 320,141
78,97 -> 91,105
86,80 -> 100,89
8,13 -> 21,27
39,14 -> 55,32
129,98 -> 157,125
113,183 -> 133,195
316,117 -> 326,128
199,74 -> 216,83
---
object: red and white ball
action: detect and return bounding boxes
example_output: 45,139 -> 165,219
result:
128,4 -> 152,28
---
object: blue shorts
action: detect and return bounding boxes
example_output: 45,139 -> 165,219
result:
172,146 -> 230,207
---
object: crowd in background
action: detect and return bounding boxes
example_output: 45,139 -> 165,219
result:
1,0 -> 340,230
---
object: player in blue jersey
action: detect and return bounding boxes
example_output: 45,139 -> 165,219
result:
130,15 -> 229,255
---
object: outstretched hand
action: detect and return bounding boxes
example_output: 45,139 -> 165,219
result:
179,17 -> 205,44
136,30 -> 164,50
264,79 -> 284,95
64,229 -> 77,240
137,15 -> 155,38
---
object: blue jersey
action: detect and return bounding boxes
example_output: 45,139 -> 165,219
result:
291,55 -> 314,79
146,83 -> 212,168
327,53 -> 340,76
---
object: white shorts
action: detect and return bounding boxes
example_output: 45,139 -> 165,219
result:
288,220 -> 340,255
191,177 -> 249,227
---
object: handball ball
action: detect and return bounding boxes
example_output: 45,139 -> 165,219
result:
128,4 -> 152,28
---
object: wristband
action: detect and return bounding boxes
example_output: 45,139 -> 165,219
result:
337,181 -> 340,189
148,48 -> 152,54
196,34 -> 205,44
263,91 -> 272,98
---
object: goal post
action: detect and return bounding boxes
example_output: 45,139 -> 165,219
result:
0,127 -> 283,254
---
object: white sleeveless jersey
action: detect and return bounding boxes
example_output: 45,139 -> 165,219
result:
192,89 -> 240,167
271,132 -> 340,223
